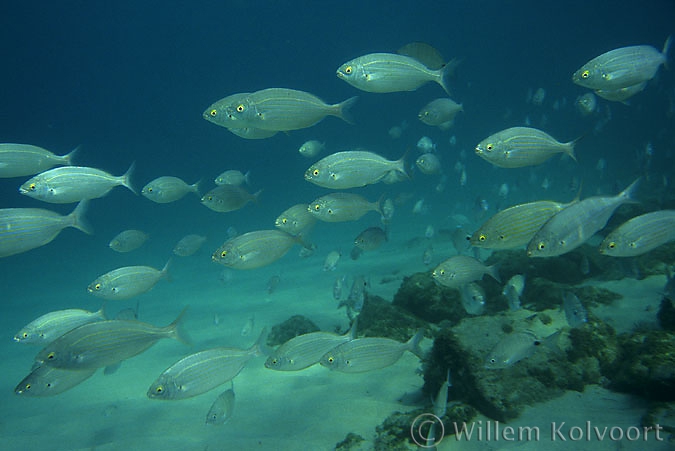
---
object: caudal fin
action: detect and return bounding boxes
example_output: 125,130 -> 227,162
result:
67,200 -> 94,235
437,58 -> 461,95
618,177 -> 641,203
121,162 -> 138,195
166,306 -> 192,346
334,96 -> 359,125
406,329 -> 426,359
62,145 -> 80,166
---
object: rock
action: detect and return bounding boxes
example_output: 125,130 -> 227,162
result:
266,315 -> 319,347
357,294 -> 428,342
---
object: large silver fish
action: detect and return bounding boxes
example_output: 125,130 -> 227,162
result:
599,210 -> 675,257
19,163 -> 136,203
0,143 -> 77,178
212,230 -> 302,269
304,150 -> 407,189
141,176 -> 200,203
14,305 -> 106,344
15,364 -> 96,397
475,127 -> 577,168
87,261 -> 170,300
572,36 -> 671,90
0,201 -> 92,258
35,307 -> 189,369
203,88 -> 357,131
307,193 -> 382,223
527,179 -> 640,258
336,53 -> 453,94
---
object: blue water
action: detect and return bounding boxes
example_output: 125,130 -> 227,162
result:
1,1 -> 674,450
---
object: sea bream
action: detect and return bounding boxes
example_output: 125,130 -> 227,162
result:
0,143 -> 77,178
304,150 -> 407,189
141,176 -> 200,203
14,305 -> 106,345
475,127 -> 578,168
201,185 -> 261,213
432,255 -> 500,288
212,229 -> 304,269
203,88 -> 358,132
0,201 -> 92,258
19,163 -> 137,203
274,204 -> 317,236
527,179 -> 640,258
87,261 -> 170,301
572,36 -> 671,90
206,387 -> 236,425
484,330 -> 558,369
599,210 -> 675,257
109,229 -> 149,253
418,98 -> 463,128
172,234 -> 207,257
307,193 -> 382,223
14,364 -> 96,397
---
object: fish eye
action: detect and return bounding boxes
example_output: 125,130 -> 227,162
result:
22,332 -> 28,338
209,109 -> 217,117
327,356 -> 334,363
312,169 -> 319,176
581,70 -> 590,79
282,218 -> 287,224
147,187 -> 153,192
479,234 -> 486,242
314,204 -> 320,211
498,234 -> 505,240
628,242 -> 636,248
608,242 -> 615,249
439,269 -> 445,275
94,283 -> 101,290
327,209 -> 333,215
344,66 -> 352,75
489,358 -> 496,364
221,250 -> 227,258
155,385 -> 164,394
486,144 -> 493,151
47,352 -> 55,360
29,183 -> 36,191
236,104 -> 245,112
24,384 -> 31,390
537,242 -> 545,250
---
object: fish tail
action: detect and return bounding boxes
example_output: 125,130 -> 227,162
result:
160,259 -> 172,282
662,35 -> 672,66
334,96 -> 359,124
251,189 -> 263,203
394,150 -> 411,180
191,179 -> 202,196
619,177 -> 641,203
250,326 -> 271,356
564,135 -> 584,162
166,306 -> 192,346
438,58 -> 460,95
121,161 -> 138,195
407,329 -> 426,359
244,170 -> 251,186
488,263 -> 502,284
67,200 -> 94,235
63,145 -> 80,165
347,316 -> 359,340
96,302 -> 108,320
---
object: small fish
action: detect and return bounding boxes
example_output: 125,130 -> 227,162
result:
354,227 -> 387,251
485,331 -> 554,369
433,369 -> 452,418
240,315 -> 255,337
320,330 -> 424,373
575,92 -> 597,116
266,275 -> 281,294
333,275 -> 347,300
349,246 -> 363,261
424,225 -> 435,239
475,127 -> 577,168
416,136 -> 436,153
15,364 -> 96,397
412,198 -> 427,215
502,275 -> 525,311
109,229 -> 149,253
415,153 -> 442,175
422,245 -> 434,265
343,275 -> 369,316
173,234 -> 207,257
20,163 -> 136,203
141,176 -> 200,203
304,150 -> 407,189
87,261 -> 170,301
530,87 -> 546,106
418,98 -> 463,127
275,204 -> 317,236
323,250 -> 342,272
432,255 -> 500,288
14,305 -> 106,344
212,230 -> 303,270
0,201 -> 92,258
201,185 -> 261,213
214,170 -> 249,186
298,140 -> 325,158
580,255 -> 591,275
562,292 -> 588,328
206,387 -> 236,425
599,210 -> 675,257
0,143 -> 77,178
460,282 -> 486,315
307,193 -> 381,223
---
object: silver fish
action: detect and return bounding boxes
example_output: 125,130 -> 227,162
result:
575,92 -> 598,116
0,143 -> 77,178
35,308 -> 188,369
562,292 -> 588,328
572,36 -> 671,90
460,282 -> 486,315
319,330 -> 424,373
15,364 -> 96,397
14,305 -> 106,344
527,179 -> 640,257
141,176 -> 200,203
415,153 -> 442,174
354,227 -> 387,251
201,185 -> 260,213
475,127 -> 577,168
206,387 -> 236,425
502,275 -> 525,311
418,98 -> 463,127
298,140 -> 325,158
304,150 -> 407,189
0,201 -> 92,258
203,88 -> 358,131
485,331 -> 549,369
227,126 -> 278,140
274,204 -> 317,236
308,193 -> 382,223
215,170 -> 249,186
109,229 -> 149,253
432,255 -> 500,288
19,163 -> 136,203
212,229 -> 302,270
173,234 -> 207,257
594,81 -> 647,103
599,210 -> 675,257
323,250 -> 342,271
87,261 -> 170,300
336,52 -> 452,94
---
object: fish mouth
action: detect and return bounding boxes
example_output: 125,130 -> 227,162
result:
336,71 -> 345,79
18,187 -> 29,195
474,146 -> 483,154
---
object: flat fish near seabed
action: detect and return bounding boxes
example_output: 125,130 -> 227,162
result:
87,261 -> 170,301
0,143 -> 78,178
14,305 -> 106,344
484,330 -> 558,369
562,292 -> 588,328
212,229 -> 303,270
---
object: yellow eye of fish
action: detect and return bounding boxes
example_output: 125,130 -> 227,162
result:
147,187 -> 153,192
209,109 -> 217,117
581,70 -> 590,79
95,283 -> 101,290
22,332 -> 28,338
479,234 -> 486,242
629,242 -> 636,248
155,385 -> 163,394
282,218 -> 287,224
29,183 -> 36,190
314,204 -> 320,211
327,356 -> 334,363
608,242 -> 615,249
537,242 -> 545,250
47,352 -> 55,360
486,144 -> 493,151
439,269 -> 445,275
313,169 -> 319,176
25,384 -> 31,390
344,66 -> 352,74
236,104 -> 245,112
221,250 -> 227,257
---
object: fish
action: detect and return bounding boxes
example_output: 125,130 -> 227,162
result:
201,185 -> 261,213
0,200 -> 92,258
19,163 -> 136,203
460,282 -> 486,315
35,307 -> 189,370
0,143 -> 78,178
415,153 -> 442,175
141,176 -> 200,203
397,42 -> 447,70
470,199 -> 573,249
240,315 -> 255,337
527,179 -> 640,258
147,329 -> 266,400
339,276 -> 369,319
484,330 -> 556,369
323,250 -> 342,271
206,387 -> 236,425
381,198 -> 395,224
422,245 -> 434,265
87,261 -> 170,301
336,52 -> 453,94
475,127 -> 577,168
304,150 -> 407,189
298,140 -> 325,158
319,330 -> 424,373
173,234 -> 207,257
594,81 -> 647,103
265,320 -> 358,371
572,36 -> 671,90
203,88 -> 358,131
212,230 -> 303,270
432,255 -> 500,288
14,305 -> 106,345
502,275 -> 525,311
599,210 -> 675,257
266,275 -> 281,294
227,126 -> 278,140
109,229 -> 149,253
308,193 -> 382,223
418,98 -> 463,127
15,364 -> 96,397
354,227 -> 387,251
274,203 -> 317,236
562,292 -> 588,328
575,92 -> 598,116
214,170 -> 250,186
416,136 -> 436,153
333,275 -> 346,300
